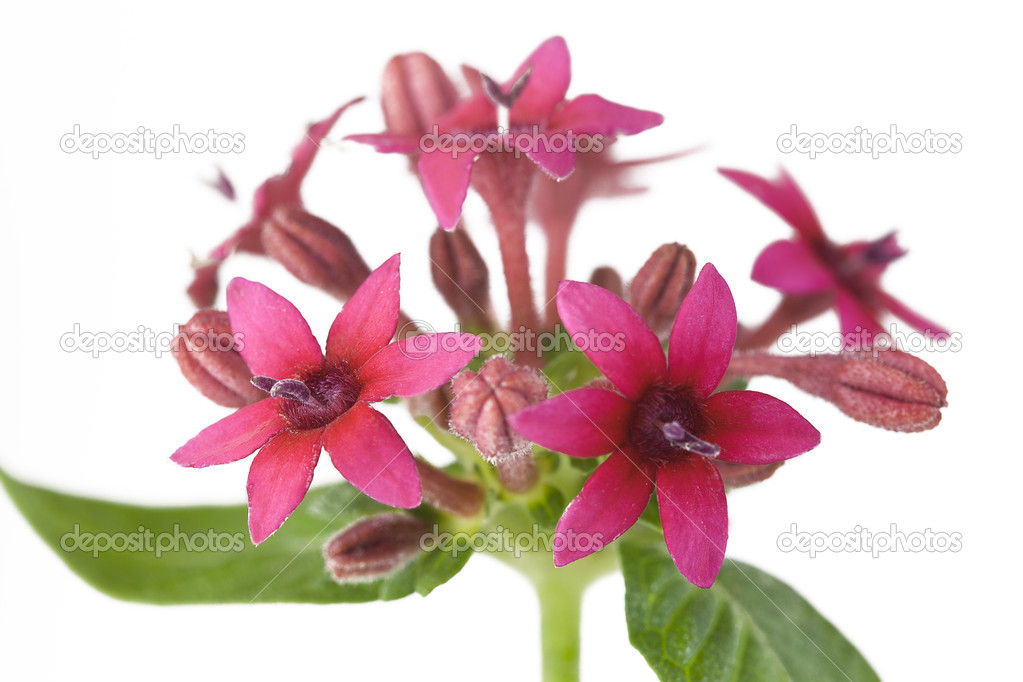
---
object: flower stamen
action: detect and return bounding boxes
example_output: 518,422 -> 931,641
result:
658,421 -> 721,458
251,375 -> 322,407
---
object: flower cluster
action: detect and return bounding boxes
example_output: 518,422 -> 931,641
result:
172,36 -> 948,592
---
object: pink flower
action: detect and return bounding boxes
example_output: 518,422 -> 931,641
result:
348,37 -> 663,228
719,167 -> 948,339
188,98 -> 363,307
510,264 -> 820,587
172,255 -> 482,544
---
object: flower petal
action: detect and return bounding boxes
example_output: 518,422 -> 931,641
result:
835,289 -> 884,340
286,97 -> 364,185
554,449 -> 655,566
702,390 -> 820,465
508,36 -> 571,123
171,399 -> 288,468
752,240 -> 834,294
657,456 -> 728,589
718,168 -> 826,244
326,254 -> 401,370
323,402 -> 422,508
227,278 -> 323,378
510,388 -> 633,457
246,429 -> 323,544
667,263 -> 737,397
417,150 -> 476,229
556,280 -> 666,400
358,333 -> 482,402
525,144 -> 575,180
549,94 -> 664,137
878,291 -> 950,338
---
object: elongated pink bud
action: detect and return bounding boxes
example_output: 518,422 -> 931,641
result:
261,206 -> 372,301
323,513 -> 431,584
728,349 -> 948,432
589,266 -> 624,298
628,243 -> 696,338
382,52 -> 458,137
714,460 -> 784,489
429,226 -> 494,330
415,458 -> 484,517
172,310 -> 262,407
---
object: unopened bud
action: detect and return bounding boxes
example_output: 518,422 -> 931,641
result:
449,357 -> 548,489
187,262 -> 220,309
430,226 -> 494,329
629,243 -> 696,338
415,457 -> 484,517
589,266 -> 623,297
382,52 -> 458,137
172,310 -> 262,407
261,206 -> 372,301
713,460 -> 784,489
324,513 -> 431,584
728,349 -> 948,432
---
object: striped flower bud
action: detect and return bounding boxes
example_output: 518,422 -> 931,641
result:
628,243 -> 696,338
172,310 -> 261,407
324,513 -> 431,583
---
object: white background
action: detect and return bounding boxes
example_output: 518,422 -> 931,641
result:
0,2 -> 1018,680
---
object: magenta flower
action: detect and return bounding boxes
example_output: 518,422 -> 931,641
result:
719,167 -> 948,339
348,37 -> 663,228
188,98 -> 363,307
510,264 -> 820,587
173,254 -> 482,544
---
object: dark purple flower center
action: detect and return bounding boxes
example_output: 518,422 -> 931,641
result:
629,384 -> 717,466
251,361 -> 361,431
818,232 -> 905,295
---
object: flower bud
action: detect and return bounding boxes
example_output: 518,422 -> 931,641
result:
381,52 -> 458,138
713,460 -> 784,489
728,349 -> 948,432
261,206 -> 372,301
323,513 -> 431,584
429,226 -> 494,329
172,310 -> 262,407
628,243 -> 696,338
450,356 -> 549,461
415,457 -> 484,517
589,266 -> 623,298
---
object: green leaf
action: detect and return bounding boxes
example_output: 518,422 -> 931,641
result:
0,468 -> 469,604
620,531 -> 879,682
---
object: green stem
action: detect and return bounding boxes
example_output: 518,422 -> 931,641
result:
533,563 -> 585,682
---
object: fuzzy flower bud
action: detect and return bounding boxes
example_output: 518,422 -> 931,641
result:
323,513 -> 431,584
450,357 -> 548,492
713,460 -> 784,489
172,309 -> 261,407
728,349 -> 948,432
261,206 -> 372,301
415,457 -> 485,517
429,226 -> 494,329
589,266 -> 624,298
382,52 -> 458,138
628,243 -> 696,338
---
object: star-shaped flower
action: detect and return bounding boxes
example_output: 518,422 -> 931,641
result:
511,264 -> 820,587
173,254 -> 482,544
349,37 -> 663,228
719,167 -> 948,339
188,98 -> 364,307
